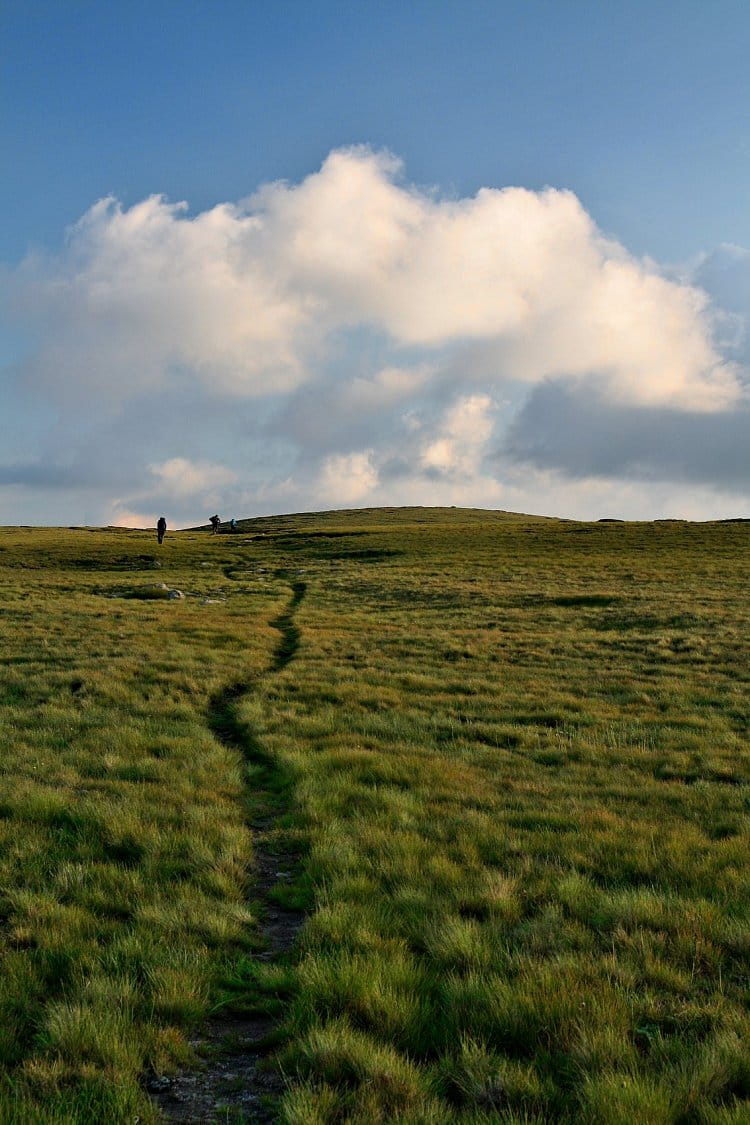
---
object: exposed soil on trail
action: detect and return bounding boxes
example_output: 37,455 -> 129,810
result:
147,579 -> 307,1123
147,1012 -> 287,1125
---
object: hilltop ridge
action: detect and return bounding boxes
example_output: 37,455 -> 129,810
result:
188,504 -> 565,534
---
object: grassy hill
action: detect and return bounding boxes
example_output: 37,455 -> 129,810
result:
0,509 -> 749,1123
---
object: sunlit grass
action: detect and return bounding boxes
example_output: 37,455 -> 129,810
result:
1,511 -> 749,1121
248,511 -> 750,1123
0,526 -> 281,1121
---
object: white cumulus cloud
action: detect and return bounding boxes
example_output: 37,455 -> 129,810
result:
2,147 -> 749,526
7,146 -> 741,413
317,451 -> 379,505
422,394 -> 495,476
148,457 -> 238,499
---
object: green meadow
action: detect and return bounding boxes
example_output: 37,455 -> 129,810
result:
0,508 -> 749,1123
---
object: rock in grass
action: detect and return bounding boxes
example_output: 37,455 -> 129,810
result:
167,589 -> 185,600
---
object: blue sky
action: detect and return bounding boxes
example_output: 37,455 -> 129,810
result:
2,0 -> 750,524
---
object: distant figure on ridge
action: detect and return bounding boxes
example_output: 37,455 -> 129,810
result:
230,518 -> 237,532
209,514 -> 221,535
157,516 -> 167,545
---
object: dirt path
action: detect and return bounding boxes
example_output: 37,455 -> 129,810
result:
148,579 -> 307,1124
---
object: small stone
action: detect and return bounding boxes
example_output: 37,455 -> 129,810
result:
167,589 -> 185,600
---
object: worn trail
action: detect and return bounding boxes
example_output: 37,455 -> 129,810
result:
148,578 -> 307,1124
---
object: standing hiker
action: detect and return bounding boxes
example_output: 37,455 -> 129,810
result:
209,514 -> 221,534
157,516 -> 167,545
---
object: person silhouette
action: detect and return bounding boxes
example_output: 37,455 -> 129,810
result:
157,516 -> 167,545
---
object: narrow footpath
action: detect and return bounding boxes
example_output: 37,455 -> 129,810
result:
148,578 -> 307,1124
